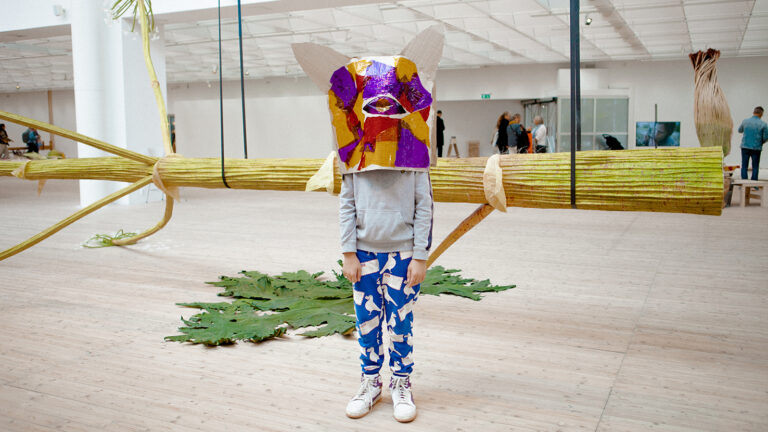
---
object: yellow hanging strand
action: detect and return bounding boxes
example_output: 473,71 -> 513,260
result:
137,0 -> 174,157
109,0 -> 176,247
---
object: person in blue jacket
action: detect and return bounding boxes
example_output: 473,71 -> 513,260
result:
738,106 -> 768,180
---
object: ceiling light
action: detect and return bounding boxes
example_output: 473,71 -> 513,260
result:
585,16 -> 592,26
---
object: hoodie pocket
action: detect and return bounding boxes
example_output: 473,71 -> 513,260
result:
357,209 -> 412,245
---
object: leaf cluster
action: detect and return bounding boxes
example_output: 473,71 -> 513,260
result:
83,229 -> 137,248
166,265 -> 514,346
111,0 -> 155,32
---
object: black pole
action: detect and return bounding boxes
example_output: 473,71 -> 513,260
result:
569,0 -> 581,208
237,0 -> 248,159
218,0 -> 230,188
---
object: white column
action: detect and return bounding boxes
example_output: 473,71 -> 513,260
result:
70,0 -> 166,207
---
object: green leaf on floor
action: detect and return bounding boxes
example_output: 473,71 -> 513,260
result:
165,265 -> 514,346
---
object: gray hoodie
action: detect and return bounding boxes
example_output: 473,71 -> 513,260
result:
340,170 -> 433,260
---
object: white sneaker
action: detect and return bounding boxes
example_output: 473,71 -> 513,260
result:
390,375 -> 417,423
346,374 -> 382,419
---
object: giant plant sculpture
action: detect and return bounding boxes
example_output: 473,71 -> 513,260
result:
690,49 -> 733,156
0,3 -> 725,264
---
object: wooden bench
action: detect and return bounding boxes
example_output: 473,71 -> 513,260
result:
731,179 -> 767,207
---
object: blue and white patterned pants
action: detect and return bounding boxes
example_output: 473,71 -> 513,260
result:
353,250 -> 419,377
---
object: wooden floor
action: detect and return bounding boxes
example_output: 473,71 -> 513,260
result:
1,178 -> 766,432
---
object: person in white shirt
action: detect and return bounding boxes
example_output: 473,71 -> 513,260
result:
531,116 -> 547,153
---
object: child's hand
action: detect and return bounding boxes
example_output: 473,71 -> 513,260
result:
405,259 -> 426,288
342,253 -> 362,283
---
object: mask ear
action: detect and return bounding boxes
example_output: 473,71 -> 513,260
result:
400,25 -> 444,85
292,43 -> 351,92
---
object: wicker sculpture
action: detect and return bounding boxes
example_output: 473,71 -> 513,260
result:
690,49 -> 733,156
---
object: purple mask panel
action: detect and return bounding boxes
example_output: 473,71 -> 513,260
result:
330,67 -> 357,109
402,74 -> 432,112
337,139 -> 359,163
395,127 -> 430,168
362,61 -> 402,100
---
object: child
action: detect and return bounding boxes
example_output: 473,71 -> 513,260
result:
290,24 -> 443,424
340,169 -> 433,422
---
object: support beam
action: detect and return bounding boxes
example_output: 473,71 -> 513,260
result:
569,0 -> 581,208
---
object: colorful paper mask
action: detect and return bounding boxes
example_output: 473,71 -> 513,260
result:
293,26 -> 444,174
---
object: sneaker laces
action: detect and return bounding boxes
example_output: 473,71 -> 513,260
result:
352,376 -> 379,403
391,376 -> 411,405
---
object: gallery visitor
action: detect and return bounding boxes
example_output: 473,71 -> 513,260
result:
737,106 -> 768,181
0,124 -> 11,159
531,115 -> 548,153
22,127 -> 41,153
508,113 -> 529,154
494,112 -> 511,154
436,110 -> 445,157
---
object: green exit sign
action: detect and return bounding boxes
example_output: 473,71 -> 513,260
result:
481,93 -> 491,99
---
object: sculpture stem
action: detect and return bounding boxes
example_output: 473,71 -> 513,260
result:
137,0 -> 173,157
426,204 -> 495,268
106,0 -> 177,249
0,110 -> 156,166
112,198 -> 174,246
0,176 -> 153,261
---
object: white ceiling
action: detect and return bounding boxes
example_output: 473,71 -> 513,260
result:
1,0 -> 766,93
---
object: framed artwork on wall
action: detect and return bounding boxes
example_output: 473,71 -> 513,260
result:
636,121 -> 681,147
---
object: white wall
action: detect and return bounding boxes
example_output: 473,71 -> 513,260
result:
0,90 -> 77,156
167,77 -> 333,159
436,64 -> 564,101
167,80 -> 525,160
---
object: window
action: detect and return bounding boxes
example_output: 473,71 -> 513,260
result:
558,97 -> 628,151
